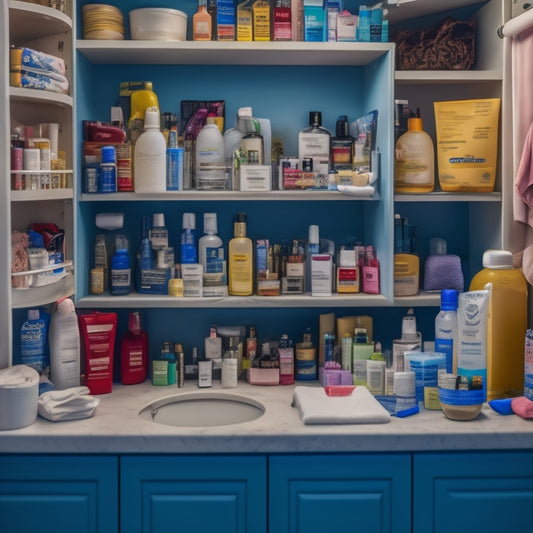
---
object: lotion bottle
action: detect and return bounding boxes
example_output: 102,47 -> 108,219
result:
134,106 -> 167,193
228,212 -> 253,296
49,298 -> 80,390
394,113 -> 435,193
195,116 -> 226,190
298,111 -> 331,177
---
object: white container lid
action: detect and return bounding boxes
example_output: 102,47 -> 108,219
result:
183,212 -> 195,230
482,249 -> 513,269
144,107 -> 160,129
204,213 -> 217,234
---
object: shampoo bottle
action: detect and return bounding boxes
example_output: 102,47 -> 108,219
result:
394,112 -> 435,193
134,106 -> 167,193
228,212 -> 253,296
49,298 -> 80,390
20,309 -> 47,373
120,311 -> 149,385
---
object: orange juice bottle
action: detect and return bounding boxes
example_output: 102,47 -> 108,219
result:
469,250 -> 528,400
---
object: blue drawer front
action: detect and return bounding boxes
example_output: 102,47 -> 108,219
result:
414,451 -> 533,533
0,455 -> 118,533
121,455 -> 267,533
269,453 -> 411,533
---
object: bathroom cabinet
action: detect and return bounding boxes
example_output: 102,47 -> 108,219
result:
0,1 -> 512,367
1,0 -> 76,369
66,0 -> 511,357
2,450 -> 533,533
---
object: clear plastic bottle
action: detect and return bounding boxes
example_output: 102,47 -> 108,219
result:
469,250 -> 528,400
394,114 -> 435,193
49,298 -> 80,390
134,106 -> 167,193
435,289 -> 458,374
198,213 -> 226,289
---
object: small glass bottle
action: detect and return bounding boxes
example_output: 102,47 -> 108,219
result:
331,115 -> 354,172
362,245 -> 380,294
298,111 -> 331,178
193,0 -> 213,41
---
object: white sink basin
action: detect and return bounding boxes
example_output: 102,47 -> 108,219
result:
139,392 -> 265,428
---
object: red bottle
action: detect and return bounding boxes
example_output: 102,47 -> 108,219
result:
120,311 -> 148,385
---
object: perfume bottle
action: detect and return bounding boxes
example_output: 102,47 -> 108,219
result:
193,0 -> 212,41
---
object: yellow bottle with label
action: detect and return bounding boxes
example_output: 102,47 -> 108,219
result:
469,250 -> 528,400
394,116 -> 435,193
228,212 -> 253,296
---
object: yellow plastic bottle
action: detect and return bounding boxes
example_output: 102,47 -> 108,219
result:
228,212 -> 253,296
394,115 -> 435,193
469,250 -> 528,401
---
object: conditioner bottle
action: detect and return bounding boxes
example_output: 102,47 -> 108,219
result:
228,212 -> 253,295
394,112 -> 434,193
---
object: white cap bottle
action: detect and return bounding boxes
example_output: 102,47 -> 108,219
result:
134,106 -> 167,193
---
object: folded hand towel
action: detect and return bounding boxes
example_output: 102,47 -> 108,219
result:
293,385 -> 390,425
38,386 -> 99,422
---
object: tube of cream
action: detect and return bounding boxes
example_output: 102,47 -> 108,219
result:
457,289 -> 489,401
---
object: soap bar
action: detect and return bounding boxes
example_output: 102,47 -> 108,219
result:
324,385 -> 355,397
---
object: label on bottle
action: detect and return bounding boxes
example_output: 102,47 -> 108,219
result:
205,246 -> 226,274
150,227 -> 168,249
99,163 -> 117,193
435,337 -> 453,374
299,132 -> 330,176
111,268 -> 131,287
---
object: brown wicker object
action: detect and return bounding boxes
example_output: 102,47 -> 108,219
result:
395,17 -> 475,71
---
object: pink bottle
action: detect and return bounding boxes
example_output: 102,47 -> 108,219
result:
120,311 -> 148,385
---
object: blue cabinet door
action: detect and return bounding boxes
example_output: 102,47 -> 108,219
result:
0,455 -> 118,533
269,453 -> 411,533
121,455 -> 267,533
414,451 -> 533,533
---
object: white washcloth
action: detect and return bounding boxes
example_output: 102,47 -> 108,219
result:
293,385 -> 391,425
38,386 -> 99,422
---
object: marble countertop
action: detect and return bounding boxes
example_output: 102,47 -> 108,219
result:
1,381 -> 533,454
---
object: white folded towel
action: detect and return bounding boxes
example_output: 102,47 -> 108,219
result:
0,365 -> 39,430
293,385 -> 391,425
38,386 -> 99,422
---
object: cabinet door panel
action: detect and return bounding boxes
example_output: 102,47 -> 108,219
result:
121,455 -> 267,533
0,455 -> 118,533
269,453 -> 411,533
414,452 -> 533,533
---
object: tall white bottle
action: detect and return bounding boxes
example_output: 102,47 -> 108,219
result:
49,298 -> 81,390
435,289 -> 458,374
195,116 -> 226,190
134,106 -> 167,193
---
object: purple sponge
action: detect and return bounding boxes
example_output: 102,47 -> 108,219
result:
423,254 -> 464,292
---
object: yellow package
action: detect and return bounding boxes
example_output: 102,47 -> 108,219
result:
434,98 -> 500,192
